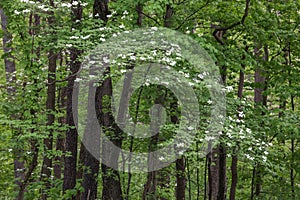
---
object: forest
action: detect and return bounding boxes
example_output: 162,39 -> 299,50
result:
0,0 -> 300,199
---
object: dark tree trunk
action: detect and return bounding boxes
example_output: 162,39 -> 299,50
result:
0,9 -> 25,198
54,86 -> 67,179
229,46 -> 247,200
80,72 -> 100,199
252,45 -> 268,198
217,144 -> 226,200
136,3 -> 143,27
63,1 -> 83,198
176,157 -> 186,200
171,96 -> 186,200
143,88 -> 165,200
208,149 -> 219,200
41,2 -> 57,198
98,67 -> 123,200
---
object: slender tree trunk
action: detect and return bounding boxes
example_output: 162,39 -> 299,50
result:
63,1 -> 83,198
253,45 -> 268,198
209,26 -> 227,200
54,86 -> 67,179
229,46 -> 247,200
288,44 -> 295,199
216,145 -> 226,200
99,67 -> 123,200
0,9 -> 25,199
171,97 -> 186,200
41,2 -> 57,198
79,0 -> 112,198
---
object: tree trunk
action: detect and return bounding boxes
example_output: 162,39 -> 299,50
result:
1,8 -> 25,200
229,46 -> 247,200
0,8 -> 24,195
63,1 -> 83,198
54,86 -> 67,179
252,45 -> 268,198
98,67 -> 123,200
41,2 -> 57,198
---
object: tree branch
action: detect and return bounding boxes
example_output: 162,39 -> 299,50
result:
176,0 -> 211,30
213,0 -> 250,45
134,8 -> 160,26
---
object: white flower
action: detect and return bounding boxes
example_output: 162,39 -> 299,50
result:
81,35 -> 90,40
188,82 -> 194,86
23,9 -> 31,13
176,143 -> 184,148
207,100 -> 212,104
112,33 -> 117,37
8,149 -> 13,152
38,5 -> 45,9
159,156 -> 164,161
170,61 -> 176,66
119,24 -> 125,29
123,10 -> 128,15
103,56 -> 109,63
187,126 -> 194,130
100,38 -> 106,42
66,44 -> 73,47
130,55 -> 136,60
198,73 -> 205,80
193,78 -> 200,83
205,136 -> 215,141
120,69 -> 126,73
72,1 -> 78,6
62,3 -> 72,8
238,111 -> 245,118
75,78 -> 82,82
14,10 -> 21,15
107,14 -> 112,18
226,86 -> 233,92
70,36 -> 79,39
151,27 -> 158,31
262,156 -> 267,162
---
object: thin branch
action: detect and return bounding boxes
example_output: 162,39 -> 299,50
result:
175,0 -> 211,30
134,8 -> 160,26
46,65 -> 82,85
213,0 -> 250,45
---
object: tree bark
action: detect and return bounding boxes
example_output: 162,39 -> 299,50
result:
41,1 -> 57,198
54,86 -> 67,179
99,67 -> 123,200
1,7 -> 25,200
252,45 -> 268,198
63,1 -> 82,198
229,46 -> 247,200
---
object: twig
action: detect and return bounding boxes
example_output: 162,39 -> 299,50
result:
213,0 -> 250,45
176,0 -> 211,30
